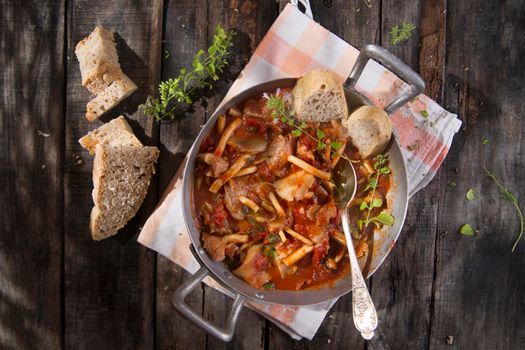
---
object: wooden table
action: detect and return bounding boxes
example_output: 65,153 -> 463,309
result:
2,0 -> 524,349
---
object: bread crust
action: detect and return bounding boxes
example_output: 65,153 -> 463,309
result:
343,106 -> 393,159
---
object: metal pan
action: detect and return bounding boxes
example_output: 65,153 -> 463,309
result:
174,45 -> 425,341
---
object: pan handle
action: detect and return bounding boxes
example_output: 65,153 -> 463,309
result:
346,44 -> 425,115
172,266 -> 246,342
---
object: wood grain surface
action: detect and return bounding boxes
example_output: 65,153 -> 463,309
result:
1,0 -> 524,349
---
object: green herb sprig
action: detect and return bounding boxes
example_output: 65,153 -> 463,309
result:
358,154 -> 395,229
142,25 -> 235,120
389,22 -> 416,45
485,167 -> 524,252
265,95 -> 345,158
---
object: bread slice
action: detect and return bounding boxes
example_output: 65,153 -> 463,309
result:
85,73 -> 138,122
75,26 -> 121,94
90,144 -> 159,240
78,116 -> 142,155
342,106 -> 393,159
292,69 -> 348,122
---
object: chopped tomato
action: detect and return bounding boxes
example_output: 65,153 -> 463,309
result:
312,237 -> 329,265
254,254 -> 269,271
210,201 -> 228,227
257,162 -> 274,182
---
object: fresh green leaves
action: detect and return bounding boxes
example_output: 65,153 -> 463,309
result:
142,25 -> 235,120
265,95 -> 347,159
389,22 -> 416,45
370,212 -> 395,227
482,139 -> 490,145
263,244 -> 277,259
267,233 -> 281,244
263,281 -> 275,290
459,224 -> 475,236
448,181 -> 457,188
358,153 -> 394,230
420,110 -> 429,118
485,167 -> 523,252
466,189 -> 475,201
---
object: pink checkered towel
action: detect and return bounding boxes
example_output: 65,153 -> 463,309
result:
138,3 -> 461,340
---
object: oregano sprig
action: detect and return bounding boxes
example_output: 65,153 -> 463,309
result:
484,167 -> 523,252
358,154 -> 395,229
389,22 -> 416,45
265,94 -> 346,159
142,25 -> 235,120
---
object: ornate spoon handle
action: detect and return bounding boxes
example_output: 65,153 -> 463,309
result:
341,211 -> 378,340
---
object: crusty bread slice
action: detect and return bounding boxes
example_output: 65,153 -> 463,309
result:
85,73 -> 138,122
292,69 -> 348,122
78,116 -> 142,155
90,144 -> 159,240
75,26 -> 121,94
342,106 -> 393,159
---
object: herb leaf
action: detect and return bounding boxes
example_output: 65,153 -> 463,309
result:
466,189 -> 475,201
142,25 -> 235,120
267,233 -> 281,244
389,22 -> 416,45
448,181 -> 457,188
459,224 -> 475,236
263,281 -> 275,290
370,212 -> 395,227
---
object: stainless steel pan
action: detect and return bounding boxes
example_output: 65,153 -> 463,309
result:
174,45 -> 424,341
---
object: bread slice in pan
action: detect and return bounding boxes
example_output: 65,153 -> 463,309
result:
292,69 -> 348,122
78,115 -> 142,155
343,106 -> 393,159
85,73 -> 138,122
90,144 -> 159,240
76,26 -> 138,121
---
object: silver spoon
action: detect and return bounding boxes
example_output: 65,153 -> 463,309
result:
333,158 -> 378,340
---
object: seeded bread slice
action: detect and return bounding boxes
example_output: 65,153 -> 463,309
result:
75,26 -> 121,94
85,73 -> 138,122
90,144 -> 159,240
78,116 -> 142,155
292,69 -> 348,122
342,106 -> 393,159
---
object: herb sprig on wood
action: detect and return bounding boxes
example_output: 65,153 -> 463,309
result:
142,25 -> 235,120
484,167 -> 524,252
389,22 -> 416,45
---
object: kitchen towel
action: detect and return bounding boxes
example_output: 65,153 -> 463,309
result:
138,3 -> 462,340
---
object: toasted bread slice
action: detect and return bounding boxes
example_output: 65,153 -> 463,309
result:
85,73 -> 138,122
292,69 -> 348,122
78,116 -> 142,155
75,26 -> 121,94
90,144 -> 159,240
343,106 -> 393,159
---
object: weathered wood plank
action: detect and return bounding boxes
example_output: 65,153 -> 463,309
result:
155,0 -> 208,349
365,2 -> 439,349
204,1 -> 278,348
0,1 -> 65,349
63,1 -> 162,348
268,0 -> 378,347
429,1 -> 525,349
